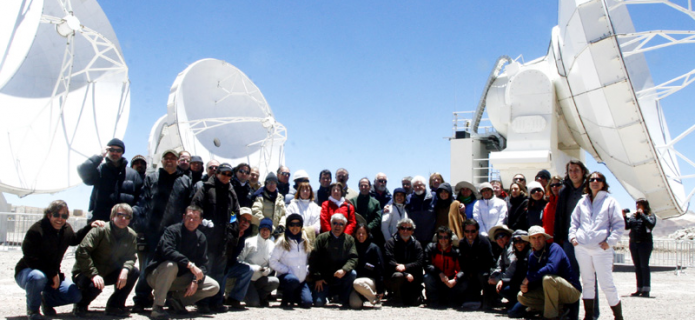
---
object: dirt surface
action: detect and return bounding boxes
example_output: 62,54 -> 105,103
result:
1,248 -> 694,319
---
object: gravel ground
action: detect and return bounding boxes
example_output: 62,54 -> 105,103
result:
1,248 -> 693,319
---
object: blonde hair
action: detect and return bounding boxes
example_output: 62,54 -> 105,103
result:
277,230 -> 313,253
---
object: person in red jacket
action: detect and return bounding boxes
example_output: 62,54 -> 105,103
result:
542,176 -> 563,243
320,182 -> 357,235
423,226 -> 465,308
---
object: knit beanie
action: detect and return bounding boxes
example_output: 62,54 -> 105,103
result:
107,138 -> 125,153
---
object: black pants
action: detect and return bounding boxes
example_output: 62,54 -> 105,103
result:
74,268 -> 140,309
386,272 -> 422,306
630,241 -> 653,291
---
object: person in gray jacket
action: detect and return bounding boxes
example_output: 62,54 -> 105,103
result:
239,218 -> 280,307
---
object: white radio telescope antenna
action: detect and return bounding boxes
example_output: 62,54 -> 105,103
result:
148,58 -> 287,177
454,0 -> 695,218
0,0 -> 130,196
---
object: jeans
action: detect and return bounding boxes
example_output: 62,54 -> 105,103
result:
312,270 -> 356,307
499,282 -> 521,305
385,272 -> 422,306
630,241 -> 653,291
15,269 -> 82,312
222,262 -> 254,302
278,273 -> 312,307
73,268 -> 140,309
423,273 -> 466,305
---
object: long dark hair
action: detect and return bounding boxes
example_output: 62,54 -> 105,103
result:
636,198 -> 652,215
584,171 -> 610,199
44,200 -> 68,219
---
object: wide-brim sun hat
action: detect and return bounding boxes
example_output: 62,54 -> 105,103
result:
455,181 -> 478,196
488,224 -> 513,242
521,225 -> 553,241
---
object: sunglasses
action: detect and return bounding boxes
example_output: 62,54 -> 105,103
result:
238,169 -> 249,174
107,148 -> 123,153
437,235 -> 451,240
589,177 -> 604,183
52,212 -> 69,219
220,172 -> 233,177
398,226 -> 413,231
377,179 -> 388,184
280,172 -> 291,177
531,188 -> 544,194
463,229 -> 478,234
550,183 -> 562,188
116,212 -> 132,220
514,177 -> 525,182
208,165 -> 219,170
288,222 -> 302,227
332,222 -> 345,227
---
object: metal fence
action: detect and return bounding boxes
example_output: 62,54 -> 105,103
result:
0,212 -> 88,252
613,239 -> 695,269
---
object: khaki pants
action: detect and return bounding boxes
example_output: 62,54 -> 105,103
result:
146,261 -> 219,307
517,275 -> 581,318
350,277 -> 377,308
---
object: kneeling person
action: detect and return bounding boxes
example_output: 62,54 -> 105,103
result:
146,206 -> 220,318
424,226 -> 465,308
72,204 -> 139,317
238,218 -> 280,307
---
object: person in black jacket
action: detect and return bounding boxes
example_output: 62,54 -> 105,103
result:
77,138 -> 143,223
424,226 -> 465,308
624,199 -> 657,298
458,218 -> 495,310
505,182 -> 528,232
191,162 -> 242,313
15,200 -> 104,320
315,169 -> 332,205
189,155 -> 204,185
146,206 -> 220,319
384,218 -> 424,306
349,224 -> 385,309
131,149 -> 190,313
231,162 -> 253,208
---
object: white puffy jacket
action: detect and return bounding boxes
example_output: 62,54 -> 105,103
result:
269,232 -> 310,282
568,191 -> 625,247
285,199 -> 321,234
238,234 -> 275,281
472,196 -> 508,237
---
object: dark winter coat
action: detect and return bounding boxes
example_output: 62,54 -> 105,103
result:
15,218 -> 93,280
407,192 -> 435,247
309,232 -> 358,284
369,186 -> 393,209
133,168 -> 188,240
384,234 -> 424,283
78,156 -> 143,222
191,175 -> 241,254
506,195 -> 529,232
232,176 -> 253,208
527,198 -> 547,227
554,180 -> 586,244
625,211 -> 657,243
145,222 -> 208,279
458,235 -> 495,279
355,236 -> 385,293
350,193 -> 383,244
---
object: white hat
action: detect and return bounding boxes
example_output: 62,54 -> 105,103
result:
521,225 -> 553,241
527,181 -> 545,194
455,181 -> 478,196
478,182 -> 493,193
293,169 -> 310,181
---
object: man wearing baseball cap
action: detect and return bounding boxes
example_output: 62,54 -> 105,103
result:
517,226 -> 581,319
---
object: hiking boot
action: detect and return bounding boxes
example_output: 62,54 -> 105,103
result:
40,296 -> 56,316
151,305 -> 170,320
27,309 -> 44,320
72,304 -> 88,318
166,297 -> 189,315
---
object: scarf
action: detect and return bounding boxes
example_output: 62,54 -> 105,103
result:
329,196 -> 345,207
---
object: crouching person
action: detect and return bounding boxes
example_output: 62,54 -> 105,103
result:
72,203 -> 139,317
146,206 -> 220,319
517,226 -> 581,319
238,218 -> 280,307
16,200 -> 105,320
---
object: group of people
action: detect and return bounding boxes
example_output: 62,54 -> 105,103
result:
14,138 -> 654,320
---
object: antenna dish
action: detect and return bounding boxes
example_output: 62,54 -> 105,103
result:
149,58 -> 286,177
0,0 -> 130,196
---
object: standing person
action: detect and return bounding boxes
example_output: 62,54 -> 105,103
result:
145,206 -> 220,319
78,138 -> 143,222
454,181 -> 478,221
542,176 -> 563,242
457,219 -> 495,310
15,201 -> 104,320
408,175 -> 435,247
72,204 -> 139,317
320,182 -> 357,234
518,226 -> 581,320
310,214 -> 358,308
269,213 -> 313,308
349,224 -> 385,309
285,181 -> 322,236
351,178 -> 384,245
512,174 -> 527,189
315,169 -> 333,205
569,171 -> 625,320
423,226 -> 465,308
472,182 -> 508,237
191,162 -> 241,313
401,176 -> 413,195
232,163 -> 253,208
251,172 -> 287,235
130,155 -> 147,181
433,183 -> 457,232
283,169 -> 311,205
526,181 -> 547,227
506,182 -> 528,232
490,180 -> 509,202
624,199 -> 657,298
131,149 -> 190,313
276,166 -> 291,197
370,173 -> 392,209
381,188 -> 409,242
189,156 -> 204,185
535,170 -> 551,190
554,160 -> 595,320
336,168 -> 359,200
177,151 -> 191,173
249,167 -> 262,192
238,218 -> 279,308
429,173 -> 445,196
383,218 -> 424,307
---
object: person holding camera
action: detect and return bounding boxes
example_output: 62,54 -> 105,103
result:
623,198 -> 657,298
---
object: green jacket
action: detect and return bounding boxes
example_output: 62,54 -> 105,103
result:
350,194 -> 382,235
73,221 -> 137,278
309,231 -> 358,284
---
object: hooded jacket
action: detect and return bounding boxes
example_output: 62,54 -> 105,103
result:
133,168 -> 188,240
472,196 -> 508,237
568,191 -> 625,247
191,175 -> 241,253
251,186 -> 287,228
269,230 -> 312,282
407,191 -> 435,247
506,194 -> 529,232
238,233 -> 275,281
78,155 -> 143,222
286,198 -> 321,234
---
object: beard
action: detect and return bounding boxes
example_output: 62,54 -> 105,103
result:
377,185 -> 386,192
414,189 -> 424,196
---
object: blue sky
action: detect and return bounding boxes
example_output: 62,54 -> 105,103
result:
5,1 -> 695,216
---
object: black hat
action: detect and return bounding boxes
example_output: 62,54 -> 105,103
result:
265,172 -> 279,184
107,138 -> 125,153
190,155 -> 203,164
217,163 -> 233,173
535,169 -> 551,181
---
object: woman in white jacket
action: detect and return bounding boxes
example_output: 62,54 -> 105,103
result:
472,182 -> 508,237
269,213 -> 313,308
285,182 -> 321,235
381,188 -> 408,240
238,218 -> 279,307
568,171 -> 625,320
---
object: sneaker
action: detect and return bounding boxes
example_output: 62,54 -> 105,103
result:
27,309 -> 44,320
630,291 -> 642,297
72,304 -> 88,318
150,305 -> 169,320
166,297 -> 189,315
104,306 -> 130,317
41,296 -> 56,316
641,292 -> 650,298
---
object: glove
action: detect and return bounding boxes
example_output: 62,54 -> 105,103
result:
261,267 -> 272,277
201,219 -> 215,228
